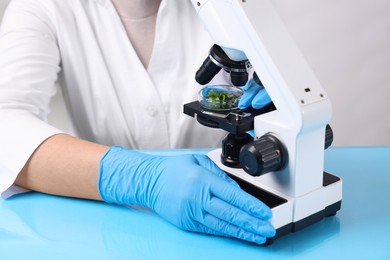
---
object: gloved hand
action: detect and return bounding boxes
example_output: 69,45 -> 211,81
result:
238,78 -> 272,110
98,146 -> 275,244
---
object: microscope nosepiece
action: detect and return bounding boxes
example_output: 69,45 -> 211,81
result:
195,44 -> 250,86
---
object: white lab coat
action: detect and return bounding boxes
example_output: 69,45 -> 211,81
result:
0,0 -> 229,197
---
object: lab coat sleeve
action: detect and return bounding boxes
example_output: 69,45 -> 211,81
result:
0,0 -> 64,198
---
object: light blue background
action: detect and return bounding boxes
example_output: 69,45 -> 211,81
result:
1,147 -> 389,259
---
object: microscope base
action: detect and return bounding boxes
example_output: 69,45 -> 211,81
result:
207,149 -> 342,244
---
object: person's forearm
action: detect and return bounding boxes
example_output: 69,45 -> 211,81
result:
15,134 -> 109,200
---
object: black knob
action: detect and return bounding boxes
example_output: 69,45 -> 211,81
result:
221,133 -> 253,168
324,124 -> 333,150
239,134 -> 287,176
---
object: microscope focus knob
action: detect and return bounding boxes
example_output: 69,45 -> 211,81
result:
324,124 -> 334,150
239,134 -> 286,176
221,133 -> 253,168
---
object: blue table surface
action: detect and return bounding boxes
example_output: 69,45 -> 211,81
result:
1,146 -> 390,260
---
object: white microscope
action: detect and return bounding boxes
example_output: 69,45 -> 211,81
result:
184,0 -> 342,243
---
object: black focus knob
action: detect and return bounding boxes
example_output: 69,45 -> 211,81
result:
324,124 -> 333,150
239,134 -> 287,176
221,133 -> 253,168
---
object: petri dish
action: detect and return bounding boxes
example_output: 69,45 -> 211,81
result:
198,85 -> 243,111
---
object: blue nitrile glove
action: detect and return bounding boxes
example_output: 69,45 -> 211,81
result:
98,146 -> 276,244
238,78 -> 272,110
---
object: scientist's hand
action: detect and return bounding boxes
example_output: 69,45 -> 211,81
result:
98,146 -> 275,244
238,78 -> 272,110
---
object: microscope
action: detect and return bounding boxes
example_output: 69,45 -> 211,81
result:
184,0 -> 342,242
